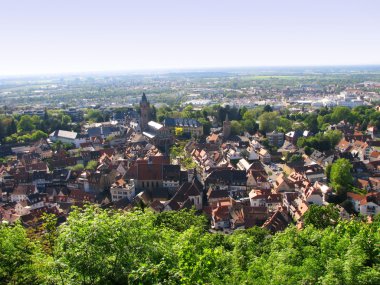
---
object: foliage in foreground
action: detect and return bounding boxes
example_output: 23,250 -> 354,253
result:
1,205 -> 380,285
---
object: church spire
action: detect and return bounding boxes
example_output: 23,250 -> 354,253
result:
140,92 -> 150,132
141,92 -> 148,104
222,113 -> 231,139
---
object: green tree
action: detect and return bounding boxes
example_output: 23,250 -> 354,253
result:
0,223 -> 42,284
17,115 -> 35,132
70,163 -> 85,172
7,118 -> 17,136
303,204 -> 340,229
85,160 -> 98,171
258,111 -> 279,133
230,120 -> 243,136
330,158 -> 353,196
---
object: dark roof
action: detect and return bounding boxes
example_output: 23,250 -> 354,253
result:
87,126 -> 119,137
262,209 -> 291,233
162,117 -> 202,128
206,169 -> 247,185
207,188 -> 230,200
162,165 -> 181,181
166,177 -> 203,210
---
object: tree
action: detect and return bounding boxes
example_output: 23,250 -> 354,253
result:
6,118 -> 17,136
324,130 -> 342,147
0,223 -> 41,284
17,115 -> 35,132
263,105 -> 273,112
154,208 -> 208,232
30,130 -> 48,141
330,158 -> 353,196
258,112 -> 279,133
85,109 -> 103,122
304,114 -> 319,133
230,120 -> 243,136
61,114 -> 72,128
288,154 -> 303,163
303,204 -> 340,229
304,146 -> 313,156
325,163 -> 332,182
70,163 -> 85,172
198,118 -> 211,135
85,160 -> 98,171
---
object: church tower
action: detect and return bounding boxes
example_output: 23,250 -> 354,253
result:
140,92 -> 150,131
222,114 -> 231,138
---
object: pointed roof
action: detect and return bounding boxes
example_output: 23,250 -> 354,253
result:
141,92 -> 148,104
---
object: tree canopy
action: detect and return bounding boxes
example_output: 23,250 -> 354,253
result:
1,205 -> 379,285
330,158 -> 354,196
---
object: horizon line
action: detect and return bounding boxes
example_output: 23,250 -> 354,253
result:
1,63 -> 380,79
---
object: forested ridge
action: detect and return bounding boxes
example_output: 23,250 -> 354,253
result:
1,205 -> 379,285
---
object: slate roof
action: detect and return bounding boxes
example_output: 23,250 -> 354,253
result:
162,117 -> 202,128
206,169 -> 247,185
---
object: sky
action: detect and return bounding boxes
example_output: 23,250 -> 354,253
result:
0,0 -> 380,76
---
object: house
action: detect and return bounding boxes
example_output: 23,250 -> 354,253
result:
164,176 -> 203,211
110,179 -> 135,202
136,163 -> 163,191
262,208 -> 291,233
86,124 -> 121,139
258,148 -> 271,164
266,131 -> 284,147
347,192 -> 366,212
359,193 -> 380,216
10,185 -> 37,202
249,189 -> 282,211
207,187 -> 230,204
246,146 -> 259,161
350,140 -> 371,160
211,199 -> 232,230
274,174 -> 298,193
205,169 -> 247,194
369,177 -> 380,192
360,200 -> 380,216
49,130 -> 86,147
285,130 -> 303,145
162,165 -> 181,190
301,183 -> 323,206
356,178 -> 371,192
367,126 -> 378,139
289,197 -> 309,222
309,150 -> 335,167
67,189 -> 96,203
337,138 -> 351,153
304,165 -> 326,183
246,171 -> 270,190
142,121 -> 174,148
162,117 -> 203,137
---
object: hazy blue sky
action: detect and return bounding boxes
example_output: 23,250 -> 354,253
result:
1,0 -> 379,75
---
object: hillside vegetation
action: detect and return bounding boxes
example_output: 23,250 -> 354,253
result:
1,205 -> 379,285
